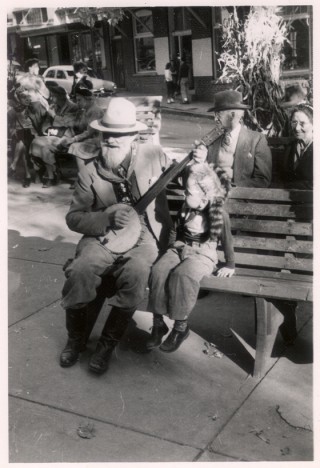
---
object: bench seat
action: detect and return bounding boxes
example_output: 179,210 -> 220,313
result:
167,185 -> 313,377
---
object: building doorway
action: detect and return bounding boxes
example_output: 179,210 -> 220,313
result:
173,33 -> 194,89
111,36 -> 125,89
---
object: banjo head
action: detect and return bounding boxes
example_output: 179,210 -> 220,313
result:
102,204 -> 142,254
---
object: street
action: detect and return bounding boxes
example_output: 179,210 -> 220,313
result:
161,113 -> 215,151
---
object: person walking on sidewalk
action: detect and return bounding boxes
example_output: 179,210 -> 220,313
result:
197,90 -> 272,187
178,56 -> 190,104
164,62 -> 175,103
170,58 -> 179,99
146,162 -> 234,352
59,97 -> 175,375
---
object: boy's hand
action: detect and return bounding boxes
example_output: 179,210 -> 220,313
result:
216,267 -> 235,278
192,140 -> 207,163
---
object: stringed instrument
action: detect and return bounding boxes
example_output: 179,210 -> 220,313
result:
99,129 -> 218,253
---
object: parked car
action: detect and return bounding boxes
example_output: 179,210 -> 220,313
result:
42,65 -> 117,96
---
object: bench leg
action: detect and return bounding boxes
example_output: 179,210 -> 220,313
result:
254,298 -> 284,378
84,294 -> 107,342
84,276 -> 117,342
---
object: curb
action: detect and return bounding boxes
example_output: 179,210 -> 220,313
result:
161,106 -> 216,120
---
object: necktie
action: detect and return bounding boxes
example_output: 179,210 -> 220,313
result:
294,140 -> 305,169
221,131 -> 232,150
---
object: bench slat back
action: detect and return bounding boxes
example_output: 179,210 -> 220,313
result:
166,186 -> 313,278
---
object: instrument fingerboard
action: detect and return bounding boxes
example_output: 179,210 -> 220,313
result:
134,129 -> 217,215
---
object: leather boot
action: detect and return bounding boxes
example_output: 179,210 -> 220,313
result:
160,326 -> 190,353
146,315 -> 169,349
60,308 -> 87,367
89,306 -> 135,375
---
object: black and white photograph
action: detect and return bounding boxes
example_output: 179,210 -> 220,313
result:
5,1 -> 317,465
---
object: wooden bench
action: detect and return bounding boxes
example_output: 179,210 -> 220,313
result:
55,95 -> 163,182
167,185 -> 313,378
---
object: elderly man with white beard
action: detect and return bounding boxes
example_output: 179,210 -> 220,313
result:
60,97 -> 197,375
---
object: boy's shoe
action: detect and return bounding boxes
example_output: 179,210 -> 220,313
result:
146,322 -> 169,349
160,326 -> 190,353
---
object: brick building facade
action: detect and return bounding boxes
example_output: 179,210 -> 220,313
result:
7,6 -> 313,101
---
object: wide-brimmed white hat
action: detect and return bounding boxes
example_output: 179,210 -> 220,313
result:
90,97 -> 147,133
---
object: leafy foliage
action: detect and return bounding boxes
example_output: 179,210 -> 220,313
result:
216,6 -> 289,136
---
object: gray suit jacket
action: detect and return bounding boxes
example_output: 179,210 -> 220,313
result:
66,143 -> 173,250
207,126 -> 272,187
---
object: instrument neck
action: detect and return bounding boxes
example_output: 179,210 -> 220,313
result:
134,128 -> 218,215
134,152 -> 192,214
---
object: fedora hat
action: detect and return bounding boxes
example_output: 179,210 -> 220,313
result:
281,84 -> 308,109
90,97 -> 148,133
208,90 -> 250,112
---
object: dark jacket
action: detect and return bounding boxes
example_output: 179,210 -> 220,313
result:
70,75 -> 93,100
207,126 -> 272,188
66,143 -> 173,251
285,142 -> 313,190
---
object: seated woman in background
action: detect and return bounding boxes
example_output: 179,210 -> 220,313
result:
62,87 -> 104,176
30,85 -> 78,188
285,104 -> 313,190
8,86 -> 48,187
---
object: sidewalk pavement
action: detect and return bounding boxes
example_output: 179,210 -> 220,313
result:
7,172 -> 314,464
117,90 -> 217,121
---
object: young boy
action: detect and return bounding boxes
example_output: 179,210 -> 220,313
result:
146,162 -> 235,352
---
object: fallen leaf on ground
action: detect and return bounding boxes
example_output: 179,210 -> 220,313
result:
281,447 -> 291,456
249,428 -> 270,444
77,421 -> 95,439
203,341 -> 223,358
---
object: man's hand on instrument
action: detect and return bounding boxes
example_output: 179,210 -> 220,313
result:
192,140 -> 208,163
109,206 -> 132,229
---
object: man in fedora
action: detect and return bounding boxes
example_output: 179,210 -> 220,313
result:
195,90 -> 272,187
59,97 -> 175,375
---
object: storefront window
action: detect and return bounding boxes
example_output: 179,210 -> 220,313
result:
173,8 -> 191,31
133,9 -> 155,73
14,8 -> 48,25
28,36 -> 48,71
277,5 -> 311,73
71,34 -> 82,62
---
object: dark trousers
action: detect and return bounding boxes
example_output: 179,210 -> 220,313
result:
62,230 -> 159,310
166,81 -> 174,100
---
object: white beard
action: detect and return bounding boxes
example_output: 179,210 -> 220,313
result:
101,144 -> 131,170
